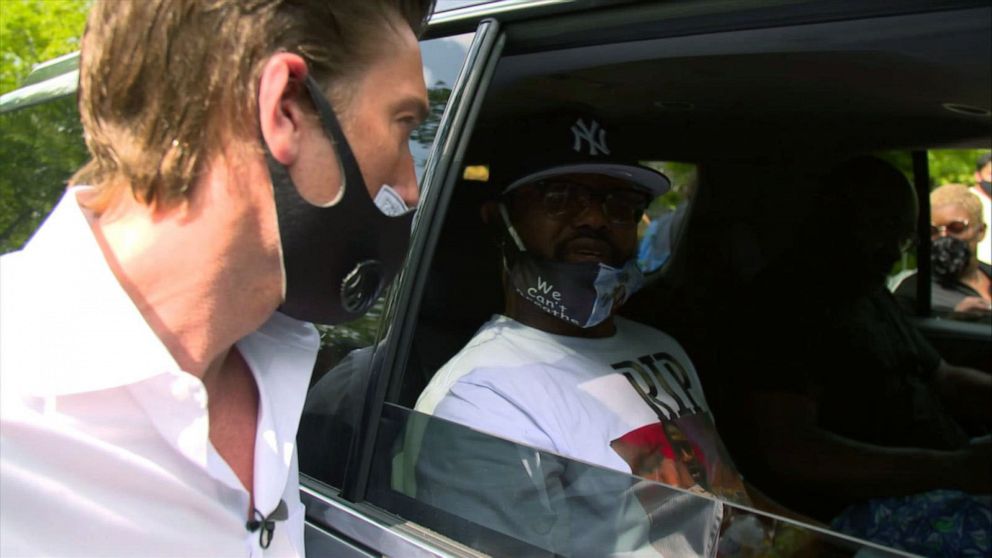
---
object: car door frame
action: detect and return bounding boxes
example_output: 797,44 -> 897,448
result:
299,16 -> 505,556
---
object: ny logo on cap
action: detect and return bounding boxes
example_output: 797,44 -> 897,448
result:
571,118 -> 611,156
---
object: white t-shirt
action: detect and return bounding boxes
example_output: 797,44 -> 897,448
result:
414,315 -> 749,556
0,189 -> 319,557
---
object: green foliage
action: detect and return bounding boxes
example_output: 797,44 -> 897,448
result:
1,0 -> 91,253
0,0 -> 90,94
411,82 -> 451,149
316,297 -> 386,351
876,149 -> 990,190
928,149 -> 989,187
641,160 -> 697,216
0,95 -> 88,254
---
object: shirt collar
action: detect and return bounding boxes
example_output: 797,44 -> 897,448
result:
239,311 -> 318,508
15,188 -> 319,398
16,188 -> 180,396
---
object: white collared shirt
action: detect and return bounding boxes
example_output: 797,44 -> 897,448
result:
1,188 -> 320,557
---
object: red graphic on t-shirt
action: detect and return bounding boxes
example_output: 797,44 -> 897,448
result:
611,415 -> 750,505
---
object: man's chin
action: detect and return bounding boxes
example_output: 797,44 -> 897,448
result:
566,254 -> 609,265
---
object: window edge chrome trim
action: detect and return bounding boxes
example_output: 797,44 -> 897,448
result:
301,483 -> 489,558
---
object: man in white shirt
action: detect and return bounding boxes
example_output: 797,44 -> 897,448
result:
0,1 -> 434,556
412,113 -> 756,557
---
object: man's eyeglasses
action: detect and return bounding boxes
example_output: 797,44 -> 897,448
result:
527,180 -> 650,226
930,220 -> 970,238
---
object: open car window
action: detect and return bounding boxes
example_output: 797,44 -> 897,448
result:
361,3 -> 990,557
883,149 -> 992,325
298,29 -> 482,490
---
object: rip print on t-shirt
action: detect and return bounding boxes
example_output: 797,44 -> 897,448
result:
606,353 -> 750,505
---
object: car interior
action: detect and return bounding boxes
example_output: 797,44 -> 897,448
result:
400,2 -> 991,403
387,0 -> 991,527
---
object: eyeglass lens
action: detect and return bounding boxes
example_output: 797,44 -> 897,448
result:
930,220 -> 969,237
540,181 -> 648,225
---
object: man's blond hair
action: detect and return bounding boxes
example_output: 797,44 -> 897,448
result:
931,183 -> 984,225
71,0 -> 434,210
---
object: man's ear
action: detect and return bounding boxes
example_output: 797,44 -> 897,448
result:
257,53 -> 310,166
977,222 -> 988,243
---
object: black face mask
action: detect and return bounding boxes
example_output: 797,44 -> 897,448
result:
263,75 -> 414,325
498,204 -> 643,328
932,235 -> 970,285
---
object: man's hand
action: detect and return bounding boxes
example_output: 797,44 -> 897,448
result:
953,296 -> 992,314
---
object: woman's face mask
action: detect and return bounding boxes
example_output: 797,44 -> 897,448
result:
931,235 -> 971,285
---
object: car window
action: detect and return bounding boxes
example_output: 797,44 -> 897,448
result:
887,148 -> 992,324
638,161 -> 697,276
364,405 -> 909,557
340,3 -> 992,556
297,30 -> 480,490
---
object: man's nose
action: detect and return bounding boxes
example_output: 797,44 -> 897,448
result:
571,196 -> 609,229
395,151 -> 421,208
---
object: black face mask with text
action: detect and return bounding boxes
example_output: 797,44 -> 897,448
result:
263,75 -> 415,325
498,204 -> 643,328
932,235 -> 970,286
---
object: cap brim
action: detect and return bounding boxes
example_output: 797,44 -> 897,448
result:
503,163 -> 671,197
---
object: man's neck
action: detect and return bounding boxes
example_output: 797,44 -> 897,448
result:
86,158 -> 283,380
505,290 -> 616,338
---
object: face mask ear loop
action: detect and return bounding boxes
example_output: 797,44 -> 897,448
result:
302,74 -> 348,207
498,202 -> 527,252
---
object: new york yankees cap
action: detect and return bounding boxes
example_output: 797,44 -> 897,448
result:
494,111 -> 670,198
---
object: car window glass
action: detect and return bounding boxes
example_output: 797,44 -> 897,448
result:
638,161 -> 697,275
872,151 -> 918,294
380,146 -> 926,555
297,31 -> 478,490
435,0 -> 496,12
888,148 -> 992,323
365,405 -> 909,557
305,4 -> 989,554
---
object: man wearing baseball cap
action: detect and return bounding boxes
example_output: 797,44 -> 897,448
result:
412,113 -> 756,555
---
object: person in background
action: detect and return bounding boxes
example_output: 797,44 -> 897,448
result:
713,156 -> 991,557
0,1 -> 434,555
411,112 -> 808,557
896,183 -> 991,316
